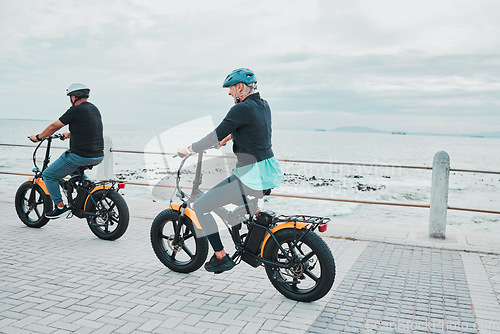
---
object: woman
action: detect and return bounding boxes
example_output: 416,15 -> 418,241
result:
177,68 -> 283,273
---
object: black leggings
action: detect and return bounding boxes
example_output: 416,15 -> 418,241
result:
193,175 -> 260,252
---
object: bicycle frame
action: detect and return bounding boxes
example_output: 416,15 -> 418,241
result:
27,134 -> 61,206
170,152 -> 330,269
152,150 -> 335,302
28,134 -> 124,219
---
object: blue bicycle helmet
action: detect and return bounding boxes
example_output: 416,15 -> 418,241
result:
222,68 -> 257,87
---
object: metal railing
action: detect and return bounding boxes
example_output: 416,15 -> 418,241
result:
2,142 -> 499,175
1,141 -> 499,237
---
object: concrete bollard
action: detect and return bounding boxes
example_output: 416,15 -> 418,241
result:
429,151 -> 450,239
97,136 -> 114,180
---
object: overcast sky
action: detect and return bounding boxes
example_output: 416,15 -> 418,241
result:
1,0 -> 499,134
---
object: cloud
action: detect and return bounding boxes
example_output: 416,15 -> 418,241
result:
0,0 -> 499,134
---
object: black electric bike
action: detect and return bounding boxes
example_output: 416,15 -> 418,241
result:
15,134 -> 130,240
150,151 -> 335,302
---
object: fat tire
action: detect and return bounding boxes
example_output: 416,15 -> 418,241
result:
86,189 -> 129,240
263,229 -> 335,302
150,209 -> 208,273
15,181 -> 53,228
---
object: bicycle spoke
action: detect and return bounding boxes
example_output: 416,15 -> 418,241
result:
182,245 -> 195,259
295,243 -> 306,255
302,251 -> 315,263
34,206 -> 41,218
104,198 -> 114,210
107,201 -> 116,211
182,231 -> 194,240
304,268 -> 320,282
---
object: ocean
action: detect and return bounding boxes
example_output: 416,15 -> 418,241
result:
1,119 -> 499,232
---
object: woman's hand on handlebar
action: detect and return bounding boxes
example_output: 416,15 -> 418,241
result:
61,132 -> 70,141
175,147 -> 191,158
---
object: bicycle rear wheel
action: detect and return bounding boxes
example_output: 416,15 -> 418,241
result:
85,189 -> 129,240
263,229 -> 335,302
150,209 -> 208,273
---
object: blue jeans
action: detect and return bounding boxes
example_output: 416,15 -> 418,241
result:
42,150 -> 104,205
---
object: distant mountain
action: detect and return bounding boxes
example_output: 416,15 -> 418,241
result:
332,126 -> 500,138
468,131 -> 500,138
333,126 -> 384,133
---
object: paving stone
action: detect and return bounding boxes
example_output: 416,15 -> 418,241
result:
2,192 -> 499,333
309,243 -> 480,333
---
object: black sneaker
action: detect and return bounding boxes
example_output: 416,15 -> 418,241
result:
45,205 -> 70,219
204,254 -> 235,273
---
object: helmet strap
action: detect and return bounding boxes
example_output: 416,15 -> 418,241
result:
235,83 -> 249,103
70,96 -> 85,106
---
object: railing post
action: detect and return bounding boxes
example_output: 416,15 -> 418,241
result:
429,151 -> 450,239
97,136 -> 114,180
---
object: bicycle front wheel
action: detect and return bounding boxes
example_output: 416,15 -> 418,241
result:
15,181 -> 53,228
85,189 -> 129,240
150,209 -> 208,273
263,229 -> 336,302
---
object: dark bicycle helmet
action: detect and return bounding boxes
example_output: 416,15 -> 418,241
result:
222,68 -> 257,87
66,83 -> 90,98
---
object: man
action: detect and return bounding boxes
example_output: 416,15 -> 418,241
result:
177,68 -> 284,273
29,83 -> 104,219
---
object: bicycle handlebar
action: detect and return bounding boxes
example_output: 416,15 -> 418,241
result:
48,134 -> 65,140
28,133 -> 65,143
173,152 -> 191,159
174,143 -> 220,158
29,133 -> 65,171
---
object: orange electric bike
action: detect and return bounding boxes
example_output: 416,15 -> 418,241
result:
15,134 -> 129,240
150,150 -> 335,302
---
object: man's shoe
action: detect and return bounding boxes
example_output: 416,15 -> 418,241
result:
45,205 -> 70,219
204,254 -> 235,273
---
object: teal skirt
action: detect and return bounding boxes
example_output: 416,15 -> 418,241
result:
232,157 -> 284,190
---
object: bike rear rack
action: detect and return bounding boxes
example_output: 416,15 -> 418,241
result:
275,215 -> 331,233
275,215 -> 331,225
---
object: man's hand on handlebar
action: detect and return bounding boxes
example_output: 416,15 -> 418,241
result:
28,135 -> 40,143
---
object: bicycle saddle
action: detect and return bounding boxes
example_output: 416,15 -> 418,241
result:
75,164 -> 99,174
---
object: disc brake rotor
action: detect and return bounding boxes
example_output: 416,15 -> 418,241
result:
166,234 -> 182,253
286,262 -> 305,278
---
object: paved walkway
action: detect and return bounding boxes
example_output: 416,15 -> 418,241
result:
0,186 -> 499,333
